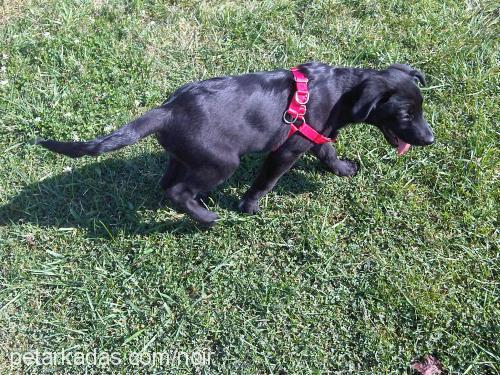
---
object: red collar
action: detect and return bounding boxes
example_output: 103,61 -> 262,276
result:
283,67 -> 335,144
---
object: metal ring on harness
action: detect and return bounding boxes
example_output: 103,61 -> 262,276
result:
283,111 -> 299,124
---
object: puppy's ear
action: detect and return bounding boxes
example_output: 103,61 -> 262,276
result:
389,63 -> 426,86
352,78 -> 394,122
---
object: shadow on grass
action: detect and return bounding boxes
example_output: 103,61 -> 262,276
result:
0,151 -> 322,238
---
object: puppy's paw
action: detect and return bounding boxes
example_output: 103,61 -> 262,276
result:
332,159 -> 359,177
238,199 -> 260,214
199,219 -> 218,228
196,211 -> 219,227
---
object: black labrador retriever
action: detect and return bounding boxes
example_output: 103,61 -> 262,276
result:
38,62 -> 434,226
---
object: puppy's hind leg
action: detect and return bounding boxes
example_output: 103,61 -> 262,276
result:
163,159 -> 239,226
160,157 -> 184,191
160,158 -> 210,202
165,181 -> 219,226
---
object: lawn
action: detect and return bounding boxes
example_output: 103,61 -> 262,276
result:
0,0 -> 498,373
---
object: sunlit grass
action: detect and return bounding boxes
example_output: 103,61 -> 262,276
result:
0,0 -> 498,373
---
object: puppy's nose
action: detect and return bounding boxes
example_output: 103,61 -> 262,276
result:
422,133 -> 434,145
419,122 -> 434,145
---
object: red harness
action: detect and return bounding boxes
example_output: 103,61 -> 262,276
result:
283,67 -> 335,144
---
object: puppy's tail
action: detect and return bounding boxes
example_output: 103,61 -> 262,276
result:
37,107 -> 168,158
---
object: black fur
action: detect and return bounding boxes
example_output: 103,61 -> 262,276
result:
38,62 -> 434,226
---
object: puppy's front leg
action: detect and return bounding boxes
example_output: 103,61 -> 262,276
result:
311,144 -> 359,177
239,148 -> 303,214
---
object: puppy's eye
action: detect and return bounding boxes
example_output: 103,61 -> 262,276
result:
399,112 -> 413,121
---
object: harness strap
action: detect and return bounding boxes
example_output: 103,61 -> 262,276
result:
283,67 -> 335,145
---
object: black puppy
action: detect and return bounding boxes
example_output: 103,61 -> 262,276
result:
38,62 -> 434,226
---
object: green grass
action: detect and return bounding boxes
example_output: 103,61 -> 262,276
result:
0,0 -> 498,373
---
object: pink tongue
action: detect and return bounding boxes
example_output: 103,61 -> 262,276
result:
396,138 -> 411,156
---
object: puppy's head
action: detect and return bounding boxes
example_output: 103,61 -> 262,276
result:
352,64 -> 434,156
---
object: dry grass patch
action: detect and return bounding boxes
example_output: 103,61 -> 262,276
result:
0,0 -> 30,25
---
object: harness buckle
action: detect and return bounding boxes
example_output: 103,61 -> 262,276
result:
295,91 -> 309,104
297,104 -> 306,116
